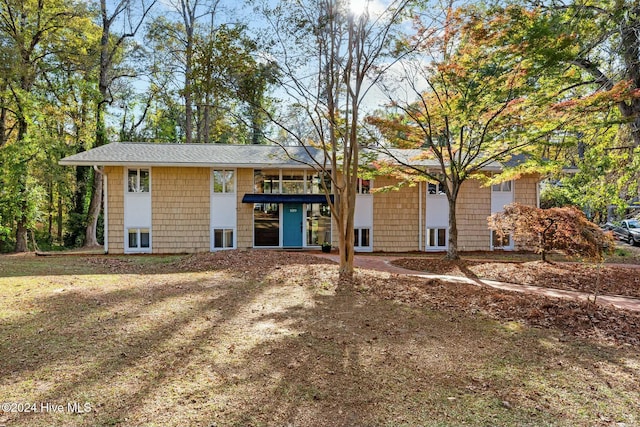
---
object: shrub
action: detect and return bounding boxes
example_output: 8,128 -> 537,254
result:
488,203 -> 614,262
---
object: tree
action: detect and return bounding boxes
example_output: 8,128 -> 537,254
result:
519,0 -> 640,218
528,0 -> 640,146
367,3 -> 575,259
257,0 -> 411,281
145,9 -> 274,144
0,0 -> 90,252
147,0 -> 221,144
191,24 -> 276,144
84,0 -> 157,248
488,203 -> 614,261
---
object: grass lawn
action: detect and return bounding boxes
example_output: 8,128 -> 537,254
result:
0,251 -> 639,426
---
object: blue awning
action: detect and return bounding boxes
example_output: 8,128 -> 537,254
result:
242,193 -> 334,204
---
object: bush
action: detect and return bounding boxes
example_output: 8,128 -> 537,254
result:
488,203 -> 615,262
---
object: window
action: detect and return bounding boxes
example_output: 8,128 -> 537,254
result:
254,169 -> 280,194
254,203 -> 280,246
128,169 -> 149,193
357,179 -> 371,194
306,203 -> 331,246
213,228 -> 234,249
428,182 -> 446,195
282,170 -> 304,194
308,172 -> 332,194
492,230 -> 511,248
492,181 -> 512,192
213,170 -> 235,193
282,170 -> 305,193
354,228 -> 371,248
427,228 -> 447,248
127,228 -> 150,250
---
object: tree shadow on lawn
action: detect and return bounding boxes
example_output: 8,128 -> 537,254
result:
0,268 -> 272,426
223,283 -> 640,427
1,259 -> 639,426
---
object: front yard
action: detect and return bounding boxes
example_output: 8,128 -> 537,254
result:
0,251 -> 639,426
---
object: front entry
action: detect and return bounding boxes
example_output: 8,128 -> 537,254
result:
283,203 -> 303,247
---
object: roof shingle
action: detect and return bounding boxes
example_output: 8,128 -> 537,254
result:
59,142 -> 329,168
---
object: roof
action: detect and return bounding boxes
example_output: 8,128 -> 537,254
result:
374,148 -> 503,172
59,142 -> 504,171
59,142 -> 329,168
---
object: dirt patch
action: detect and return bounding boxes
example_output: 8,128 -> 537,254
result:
391,258 -> 640,299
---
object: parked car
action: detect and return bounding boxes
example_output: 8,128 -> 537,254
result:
607,219 -> 640,246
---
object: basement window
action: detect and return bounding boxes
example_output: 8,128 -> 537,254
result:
354,228 -> 371,248
213,228 -> 235,249
426,228 -> 447,249
128,228 -> 150,250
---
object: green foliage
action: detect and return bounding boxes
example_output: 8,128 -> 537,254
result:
142,15 -> 274,144
512,0 -> 640,221
0,0 -> 100,251
539,183 -> 574,209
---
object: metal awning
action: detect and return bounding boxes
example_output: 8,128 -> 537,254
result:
241,193 -> 334,204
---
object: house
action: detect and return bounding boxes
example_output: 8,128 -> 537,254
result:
60,142 -> 539,254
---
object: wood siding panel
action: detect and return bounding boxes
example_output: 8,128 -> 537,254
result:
151,167 -> 210,254
236,168 -> 254,249
514,174 -> 539,207
105,166 -> 124,254
373,177 -> 420,252
456,179 -> 492,251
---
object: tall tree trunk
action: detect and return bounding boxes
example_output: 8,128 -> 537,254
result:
85,169 -> 103,247
620,6 -> 640,147
84,2 -> 111,247
446,195 -> 459,260
0,105 -> 6,146
14,120 -> 29,252
57,193 -> 63,243
337,191 -> 356,282
15,220 -> 28,252
184,23 -> 194,143
85,107 -> 107,247
47,180 -> 53,244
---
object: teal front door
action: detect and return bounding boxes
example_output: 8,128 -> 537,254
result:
283,203 -> 303,247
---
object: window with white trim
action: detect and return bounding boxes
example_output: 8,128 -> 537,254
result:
128,228 -> 150,250
426,228 -> 447,248
354,228 -> 371,248
128,169 -> 150,193
428,182 -> 446,195
213,170 -> 235,193
492,181 -> 512,192
491,230 -> 512,248
357,179 -> 371,194
213,228 -> 234,249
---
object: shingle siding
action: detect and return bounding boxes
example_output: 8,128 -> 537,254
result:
373,177 -> 421,252
236,168 -> 254,249
457,179 -> 492,251
105,166 -> 124,254
151,167 -> 210,254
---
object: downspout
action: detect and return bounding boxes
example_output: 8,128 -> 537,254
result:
418,181 -> 423,251
94,165 -> 107,253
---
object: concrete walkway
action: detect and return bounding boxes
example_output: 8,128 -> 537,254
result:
314,253 -> 640,312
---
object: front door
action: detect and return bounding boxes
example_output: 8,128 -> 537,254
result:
283,203 -> 303,247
